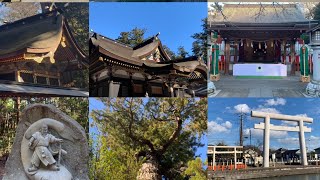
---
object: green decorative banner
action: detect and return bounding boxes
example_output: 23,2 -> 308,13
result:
300,45 -> 309,76
211,44 -> 219,75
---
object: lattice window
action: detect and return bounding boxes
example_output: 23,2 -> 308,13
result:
315,31 -> 320,41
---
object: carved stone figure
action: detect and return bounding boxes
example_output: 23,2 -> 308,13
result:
27,123 -> 64,172
3,104 -> 89,180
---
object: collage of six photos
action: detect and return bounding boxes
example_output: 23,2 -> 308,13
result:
1,1 -> 320,180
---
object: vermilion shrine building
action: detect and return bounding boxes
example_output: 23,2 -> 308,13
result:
0,10 -> 88,96
208,4 -> 319,77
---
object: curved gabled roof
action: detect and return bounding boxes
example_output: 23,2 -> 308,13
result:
90,32 -> 171,65
0,10 -> 87,65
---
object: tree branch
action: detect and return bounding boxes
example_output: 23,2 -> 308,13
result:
159,116 -> 182,155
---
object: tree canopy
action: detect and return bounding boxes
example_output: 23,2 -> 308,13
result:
91,98 -> 207,180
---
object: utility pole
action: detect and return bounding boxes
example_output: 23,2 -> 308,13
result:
240,113 -> 243,146
239,111 -> 247,146
250,128 -> 252,147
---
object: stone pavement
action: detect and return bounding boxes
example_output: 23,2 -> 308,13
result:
209,75 -> 308,97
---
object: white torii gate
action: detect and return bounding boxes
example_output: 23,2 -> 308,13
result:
251,111 -> 313,167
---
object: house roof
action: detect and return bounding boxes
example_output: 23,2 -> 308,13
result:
209,3 -> 314,25
0,10 -> 87,66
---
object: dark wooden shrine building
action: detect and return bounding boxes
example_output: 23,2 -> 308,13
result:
0,10 -> 88,96
208,3 -> 319,76
89,33 -> 207,97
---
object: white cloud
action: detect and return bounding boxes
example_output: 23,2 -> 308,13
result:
224,121 -> 232,129
281,121 -> 298,126
208,120 -> 232,134
281,114 -> 309,126
244,128 -> 288,139
277,137 -> 299,145
309,135 -> 320,141
216,117 -> 223,121
234,104 -> 251,113
265,98 -> 286,106
254,107 -> 280,114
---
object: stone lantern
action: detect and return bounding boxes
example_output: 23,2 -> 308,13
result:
306,25 -> 320,97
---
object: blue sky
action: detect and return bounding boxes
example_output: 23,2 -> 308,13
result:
208,98 -> 320,152
89,2 -> 206,54
89,98 -> 207,162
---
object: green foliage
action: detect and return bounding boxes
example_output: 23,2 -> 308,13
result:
0,98 -> 18,157
191,18 -> 208,63
183,158 -> 207,180
91,98 -> 207,179
116,27 -> 146,47
176,46 -> 189,59
55,3 -> 89,55
314,3 -> 320,20
90,135 -> 140,180
163,45 -> 176,60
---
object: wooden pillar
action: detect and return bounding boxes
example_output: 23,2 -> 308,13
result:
33,72 -> 37,84
225,40 -> 230,75
234,40 -> 238,64
213,147 -> 216,167
58,72 -> 61,86
144,75 -> 149,97
169,82 -> 174,97
283,40 -> 287,64
128,72 -> 133,97
15,70 -> 21,82
46,77 -> 50,85
290,41 -> 296,75
234,147 -> 237,170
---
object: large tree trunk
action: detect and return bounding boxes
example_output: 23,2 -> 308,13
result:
137,159 -> 161,180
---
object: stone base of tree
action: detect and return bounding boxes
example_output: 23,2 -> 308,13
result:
137,161 -> 161,180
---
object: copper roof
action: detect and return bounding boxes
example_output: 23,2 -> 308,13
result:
90,32 -> 171,65
0,10 -> 87,65
209,3 -> 315,25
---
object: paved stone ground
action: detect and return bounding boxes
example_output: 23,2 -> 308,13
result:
209,75 -> 308,97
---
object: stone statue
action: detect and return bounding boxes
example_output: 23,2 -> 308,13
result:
3,104 -> 89,180
28,123 -> 65,172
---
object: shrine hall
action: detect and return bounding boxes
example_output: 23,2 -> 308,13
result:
0,10 -> 89,97
208,3 -> 319,77
89,33 -> 207,97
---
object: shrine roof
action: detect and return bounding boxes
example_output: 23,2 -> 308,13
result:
208,4 -> 317,26
90,32 -> 172,65
90,33 -> 207,79
0,10 -> 87,62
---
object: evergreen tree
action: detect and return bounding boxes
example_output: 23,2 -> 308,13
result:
91,98 -> 207,179
314,3 -> 320,20
191,18 -> 207,63
177,46 -> 189,59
